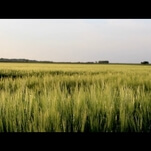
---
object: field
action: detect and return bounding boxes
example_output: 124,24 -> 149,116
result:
0,63 -> 151,132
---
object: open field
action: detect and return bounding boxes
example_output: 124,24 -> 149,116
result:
0,63 -> 151,132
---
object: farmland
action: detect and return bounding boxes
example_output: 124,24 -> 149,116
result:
0,63 -> 151,132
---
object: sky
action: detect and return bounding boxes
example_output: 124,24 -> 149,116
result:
0,19 -> 151,63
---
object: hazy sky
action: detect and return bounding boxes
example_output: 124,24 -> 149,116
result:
0,19 -> 151,63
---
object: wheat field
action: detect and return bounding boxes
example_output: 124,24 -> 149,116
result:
0,63 -> 151,132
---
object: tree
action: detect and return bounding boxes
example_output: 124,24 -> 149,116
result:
141,61 -> 149,64
98,60 -> 109,64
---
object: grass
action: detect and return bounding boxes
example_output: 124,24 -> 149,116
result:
0,63 -> 151,132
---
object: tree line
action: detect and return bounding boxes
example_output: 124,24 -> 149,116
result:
0,58 -> 149,64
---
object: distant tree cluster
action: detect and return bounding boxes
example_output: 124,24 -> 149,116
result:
85,62 -> 94,64
97,60 -> 109,64
141,61 -> 149,64
0,58 -> 38,62
0,58 -> 110,64
0,58 -> 53,63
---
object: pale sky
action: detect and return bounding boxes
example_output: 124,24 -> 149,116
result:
0,19 -> 151,63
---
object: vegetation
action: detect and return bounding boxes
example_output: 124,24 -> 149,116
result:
0,58 -> 109,64
0,63 -> 151,132
141,61 -> 149,64
98,60 -> 109,64
0,58 -> 53,63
